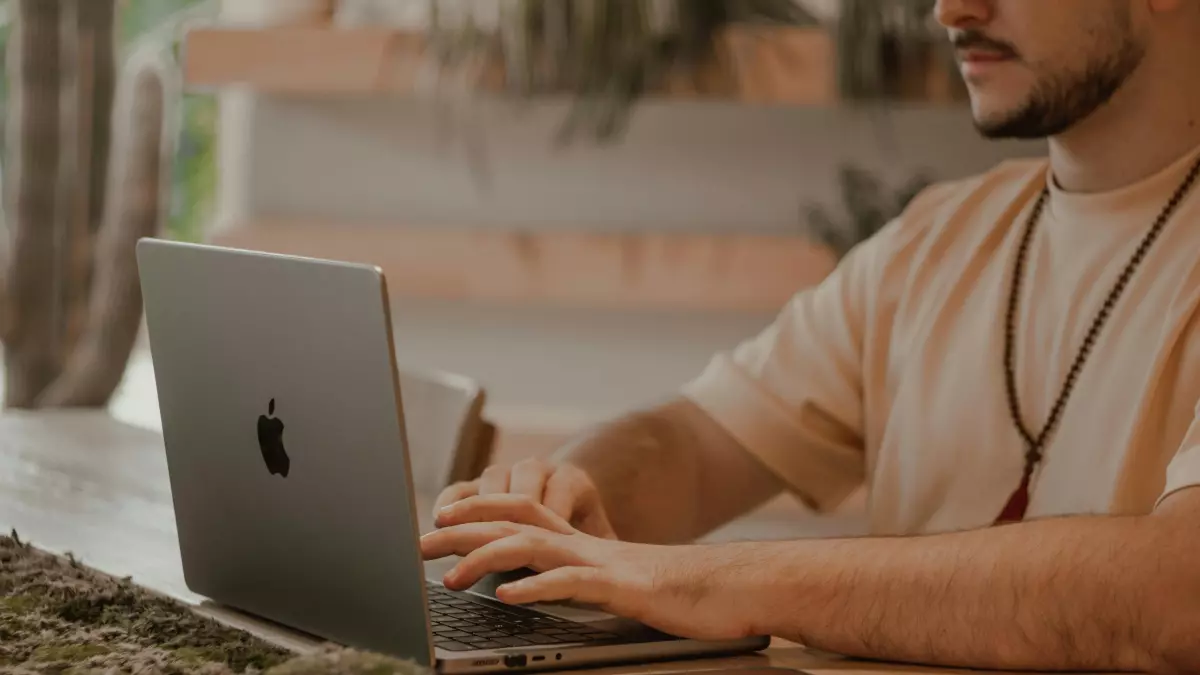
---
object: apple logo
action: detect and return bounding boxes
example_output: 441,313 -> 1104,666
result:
256,398 -> 290,477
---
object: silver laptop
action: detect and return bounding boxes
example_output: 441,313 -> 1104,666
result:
137,239 -> 769,673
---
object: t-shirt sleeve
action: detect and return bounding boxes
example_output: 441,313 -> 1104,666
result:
1158,402 -> 1200,506
682,222 -> 901,512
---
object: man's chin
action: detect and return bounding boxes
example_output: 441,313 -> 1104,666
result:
971,104 -> 1053,140
974,117 -> 1030,140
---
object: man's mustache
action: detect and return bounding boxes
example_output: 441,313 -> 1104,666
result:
952,30 -> 1020,59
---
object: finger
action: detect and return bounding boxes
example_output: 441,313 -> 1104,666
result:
575,495 -> 618,540
542,468 -> 588,522
445,532 -> 581,590
496,566 -> 613,607
508,460 -> 552,503
478,466 -> 511,495
436,494 -> 575,534
434,480 -> 479,514
420,522 -> 523,560
545,470 -> 614,538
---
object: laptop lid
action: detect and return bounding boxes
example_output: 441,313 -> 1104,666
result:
137,239 -> 433,663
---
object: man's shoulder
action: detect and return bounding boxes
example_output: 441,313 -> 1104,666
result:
852,157 -> 1048,284
907,157 -> 1048,219
875,157 -> 1048,251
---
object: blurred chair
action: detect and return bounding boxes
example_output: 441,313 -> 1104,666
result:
398,369 -> 496,494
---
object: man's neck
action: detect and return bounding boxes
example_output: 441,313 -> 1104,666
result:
1049,28 -> 1200,195
1050,76 -> 1200,194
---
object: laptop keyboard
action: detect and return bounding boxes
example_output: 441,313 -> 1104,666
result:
426,582 -> 619,652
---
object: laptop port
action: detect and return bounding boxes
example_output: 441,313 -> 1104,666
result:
531,656 -> 545,662
503,654 -> 528,669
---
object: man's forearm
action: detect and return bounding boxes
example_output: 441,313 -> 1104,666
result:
735,513 -> 1200,673
553,406 -> 707,544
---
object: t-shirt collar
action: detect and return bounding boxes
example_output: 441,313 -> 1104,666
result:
1046,144 -> 1200,222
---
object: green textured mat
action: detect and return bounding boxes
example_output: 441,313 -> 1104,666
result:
0,533 -> 425,675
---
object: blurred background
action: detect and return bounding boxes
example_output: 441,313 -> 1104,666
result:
0,1 -> 1041,521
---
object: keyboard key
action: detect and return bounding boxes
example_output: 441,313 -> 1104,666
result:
494,636 -> 534,647
435,631 -> 474,640
524,634 -> 563,645
477,631 -> 509,639
435,641 -> 475,652
535,628 -> 571,637
442,620 -> 473,629
462,626 -> 496,635
579,632 -> 619,640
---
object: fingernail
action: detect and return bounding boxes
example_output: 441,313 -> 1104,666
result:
496,583 -> 525,603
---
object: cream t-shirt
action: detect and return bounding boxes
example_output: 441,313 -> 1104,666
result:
684,147 -> 1200,535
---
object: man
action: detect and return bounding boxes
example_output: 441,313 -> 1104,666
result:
423,1 -> 1200,672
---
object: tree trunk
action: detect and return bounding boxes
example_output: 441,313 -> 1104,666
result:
58,0 -> 118,368
3,0 -> 166,410
4,0 -> 66,409
38,52 -> 175,408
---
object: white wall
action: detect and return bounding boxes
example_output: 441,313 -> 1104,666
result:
219,95 -> 1042,421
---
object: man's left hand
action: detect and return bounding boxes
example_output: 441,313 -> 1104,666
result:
420,494 -> 767,641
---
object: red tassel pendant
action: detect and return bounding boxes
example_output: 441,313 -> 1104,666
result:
995,465 -> 1033,525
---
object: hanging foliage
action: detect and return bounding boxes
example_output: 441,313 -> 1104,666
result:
836,0 -> 963,101
421,0 -> 962,142
424,0 -> 818,142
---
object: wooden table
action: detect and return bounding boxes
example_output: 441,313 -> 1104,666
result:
0,411 -> 1084,675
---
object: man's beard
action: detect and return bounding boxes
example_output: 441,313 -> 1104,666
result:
976,41 -> 1145,140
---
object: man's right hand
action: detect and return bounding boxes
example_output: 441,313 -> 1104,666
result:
433,458 -> 618,539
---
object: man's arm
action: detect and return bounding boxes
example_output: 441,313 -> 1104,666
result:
555,397 -> 785,544
438,205 -> 900,541
424,489 -> 1200,673
433,396 -> 788,543
748,491 -> 1200,673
